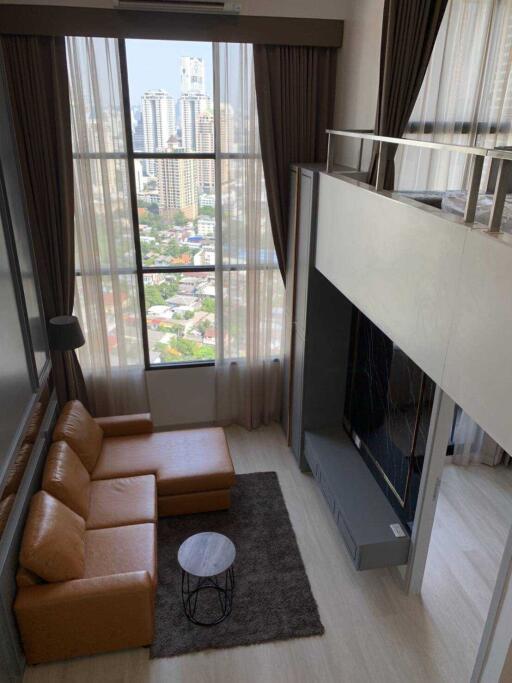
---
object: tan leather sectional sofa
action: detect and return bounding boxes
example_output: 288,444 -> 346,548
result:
14,400 -> 235,664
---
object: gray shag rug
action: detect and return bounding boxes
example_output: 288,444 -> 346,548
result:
151,471 -> 324,658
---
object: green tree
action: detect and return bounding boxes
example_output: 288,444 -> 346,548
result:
201,297 -> 215,314
174,210 -> 187,226
144,285 -> 165,308
156,337 -> 214,363
196,319 -> 210,340
199,206 -> 215,218
159,280 -> 179,300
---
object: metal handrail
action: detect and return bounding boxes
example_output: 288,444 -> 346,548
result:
326,129 -> 489,157
486,148 -> 512,161
325,129 -> 512,232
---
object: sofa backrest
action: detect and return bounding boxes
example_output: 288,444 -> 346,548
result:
53,400 -> 103,473
0,494 -> 15,536
19,491 -> 85,583
23,401 -> 44,444
43,442 -> 90,520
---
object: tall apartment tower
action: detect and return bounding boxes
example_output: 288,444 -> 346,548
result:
141,89 -> 176,174
180,95 -> 211,152
179,56 -> 211,153
180,56 -> 205,95
197,110 -> 215,193
132,107 -> 145,152
157,138 -> 198,220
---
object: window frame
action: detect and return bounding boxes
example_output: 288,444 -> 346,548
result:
119,38 -> 218,370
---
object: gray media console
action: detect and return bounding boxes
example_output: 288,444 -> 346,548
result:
304,428 -> 411,570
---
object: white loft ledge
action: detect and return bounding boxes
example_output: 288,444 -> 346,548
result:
316,172 -> 512,456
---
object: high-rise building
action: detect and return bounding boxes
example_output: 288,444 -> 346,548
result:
180,94 -> 211,152
180,56 -> 205,96
197,110 -> 215,192
134,159 -> 145,194
141,90 -> 176,174
220,103 -> 235,152
131,106 -> 144,152
157,138 -> 198,220
179,55 -> 211,153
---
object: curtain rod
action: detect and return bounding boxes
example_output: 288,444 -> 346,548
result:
0,5 -> 344,47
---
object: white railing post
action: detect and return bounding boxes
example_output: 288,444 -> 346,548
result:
488,159 -> 512,233
375,141 -> 388,191
464,154 -> 484,224
326,132 -> 334,174
357,137 -> 364,172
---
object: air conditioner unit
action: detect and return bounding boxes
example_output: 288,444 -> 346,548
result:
114,0 -> 241,13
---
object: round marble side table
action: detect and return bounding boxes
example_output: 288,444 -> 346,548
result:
178,531 -> 236,626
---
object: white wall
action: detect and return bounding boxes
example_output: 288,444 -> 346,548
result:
334,0 -> 383,129
316,173 -> 512,458
145,365 -> 216,428
332,0 -> 383,168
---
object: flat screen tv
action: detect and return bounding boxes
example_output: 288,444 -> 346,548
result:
343,310 -> 436,529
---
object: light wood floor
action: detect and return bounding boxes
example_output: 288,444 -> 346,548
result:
24,424 -> 512,683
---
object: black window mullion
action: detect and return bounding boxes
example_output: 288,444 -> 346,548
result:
142,266 -> 215,274
133,152 -> 215,160
119,38 -> 151,370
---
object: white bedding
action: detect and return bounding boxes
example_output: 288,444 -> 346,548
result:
441,191 -> 512,234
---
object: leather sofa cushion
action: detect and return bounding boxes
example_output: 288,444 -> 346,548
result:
87,475 -> 156,530
16,567 -> 42,587
53,401 -> 103,473
2,443 -> 32,499
158,489 -> 230,517
92,428 -> 235,496
84,523 -> 156,586
43,442 -> 90,520
20,491 -> 85,583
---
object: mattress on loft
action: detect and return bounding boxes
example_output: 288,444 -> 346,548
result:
400,190 -> 512,234
398,191 -> 444,209
440,191 -> 512,234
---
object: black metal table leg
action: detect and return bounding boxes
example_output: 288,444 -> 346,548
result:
181,566 -> 235,626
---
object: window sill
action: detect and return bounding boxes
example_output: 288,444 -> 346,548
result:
146,360 -> 215,371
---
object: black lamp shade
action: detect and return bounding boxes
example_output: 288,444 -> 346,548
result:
47,315 -> 85,352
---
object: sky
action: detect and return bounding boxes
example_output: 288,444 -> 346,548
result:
125,39 -> 213,106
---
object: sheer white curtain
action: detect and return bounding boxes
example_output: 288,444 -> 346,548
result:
397,0 -> 512,191
67,37 -> 148,416
396,0 -> 512,463
452,409 -> 486,465
215,43 -> 285,429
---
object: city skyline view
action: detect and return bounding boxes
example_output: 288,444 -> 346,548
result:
126,40 -> 218,365
75,40 -> 267,366
126,39 -> 213,103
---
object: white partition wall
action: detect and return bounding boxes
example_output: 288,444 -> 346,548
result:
316,173 -> 512,457
444,228 -> 512,457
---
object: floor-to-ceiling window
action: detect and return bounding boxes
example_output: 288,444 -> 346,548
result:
70,36 -> 284,418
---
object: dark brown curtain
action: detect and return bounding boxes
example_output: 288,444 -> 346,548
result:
1,35 -> 88,407
253,45 -> 337,281
368,0 -> 448,190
